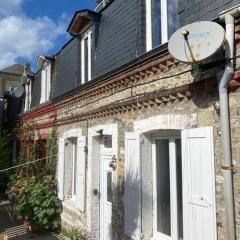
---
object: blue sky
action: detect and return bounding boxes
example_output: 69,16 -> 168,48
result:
0,0 -> 96,69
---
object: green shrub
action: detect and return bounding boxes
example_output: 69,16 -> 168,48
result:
8,175 -> 62,231
0,134 -> 10,193
61,227 -> 86,240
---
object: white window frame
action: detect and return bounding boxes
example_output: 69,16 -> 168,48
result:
81,30 -> 92,84
146,0 -> 168,51
40,62 -> 51,104
61,129 -> 83,203
152,134 -> 182,240
71,139 -> 77,201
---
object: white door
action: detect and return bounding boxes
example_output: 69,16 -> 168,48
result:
100,154 -> 113,240
182,127 -> 216,240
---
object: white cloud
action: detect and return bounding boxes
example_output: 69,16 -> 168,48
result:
0,0 -> 23,16
0,0 -> 68,69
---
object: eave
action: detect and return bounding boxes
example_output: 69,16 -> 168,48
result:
67,9 -> 101,36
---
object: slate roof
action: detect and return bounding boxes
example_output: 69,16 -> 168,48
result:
0,64 -> 24,75
27,0 -> 239,110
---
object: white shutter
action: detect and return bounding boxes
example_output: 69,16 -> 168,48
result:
124,132 -> 141,240
58,138 -> 65,200
182,127 -> 216,240
76,136 -> 86,211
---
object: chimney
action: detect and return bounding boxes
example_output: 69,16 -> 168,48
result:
23,63 -> 30,76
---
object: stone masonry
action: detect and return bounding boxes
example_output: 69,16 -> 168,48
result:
20,23 -> 240,240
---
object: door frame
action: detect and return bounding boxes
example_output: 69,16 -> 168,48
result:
152,134 -> 181,240
100,147 -> 114,240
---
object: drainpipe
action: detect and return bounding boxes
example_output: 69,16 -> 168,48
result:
218,6 -> 240,240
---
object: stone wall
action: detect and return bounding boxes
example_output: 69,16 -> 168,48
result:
20,24 -> 240,240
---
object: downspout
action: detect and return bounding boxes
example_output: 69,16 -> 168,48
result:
218,6 -> 240,240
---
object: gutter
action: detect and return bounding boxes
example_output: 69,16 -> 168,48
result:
218,5 -> 240,240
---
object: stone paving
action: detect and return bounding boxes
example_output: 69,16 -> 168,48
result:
0,200 -> 65,240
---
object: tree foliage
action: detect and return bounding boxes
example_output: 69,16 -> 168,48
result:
0,134 -> 10,192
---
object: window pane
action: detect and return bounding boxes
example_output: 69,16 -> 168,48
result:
107,172 -> 112,203
103,135 -> 112,148
73,141 -> 77,196
156,139 -> 171,236
168,0 -> 180,38
152,0 -> 162,47
176,138 -> 183,238
84,37 -> 89,82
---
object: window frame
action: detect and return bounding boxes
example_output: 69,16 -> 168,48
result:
146,0 -> 168,51
81,30 -> 92,84
40,62 -> 51,104
24,79 -> 32,111
71,139 -> 78,201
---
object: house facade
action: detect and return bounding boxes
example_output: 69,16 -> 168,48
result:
19,0 -> 240,240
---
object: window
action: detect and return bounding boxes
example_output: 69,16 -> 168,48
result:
107,171 -> 112,203
24,79 -> 32,111
81,31 -> 92,84
146,0 -> 180,51
40,62 -> 51,104
152,135 -> 183,240
64,137 -> 78,200
103,135 -> 112,149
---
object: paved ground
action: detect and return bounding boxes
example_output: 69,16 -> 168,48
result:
0,198 -> 65,240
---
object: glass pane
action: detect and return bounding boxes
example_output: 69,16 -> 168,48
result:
168,0 -> 180,38
84,37 -> 89,82
104,135 -> 112,148
156,139 -> 171,236
176,139 -> 183,238
73,142 -> 77,195
152,0 -> 162,47
107,172 -> 112,203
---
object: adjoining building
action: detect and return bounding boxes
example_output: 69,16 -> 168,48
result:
0,64 -> 24,165
18,1 -> 240,240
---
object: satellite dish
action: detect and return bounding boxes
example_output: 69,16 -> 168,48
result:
168,21 -> 225,63
13,86 -> 24,98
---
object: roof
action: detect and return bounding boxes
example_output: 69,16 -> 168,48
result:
67,9 -> 101,36
1,64 -> 24,75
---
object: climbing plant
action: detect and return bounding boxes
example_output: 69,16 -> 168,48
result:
7,125 -> 62,232
47,128 -> 58,175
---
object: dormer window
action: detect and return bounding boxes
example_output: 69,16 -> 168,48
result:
40,62 -> 51,104
37,56 -> 52,104
23,63 -> 32,111
24,78 -> 32,111
67,10 -> 100,85
146,0 -> 180,51
81,31 -> 92,84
